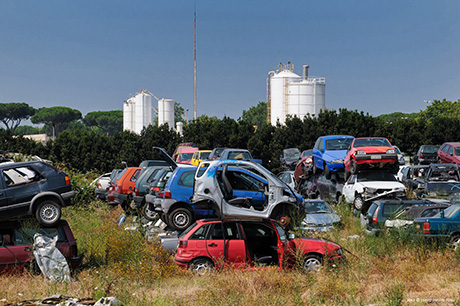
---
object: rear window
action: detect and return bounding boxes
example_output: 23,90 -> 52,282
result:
366,203 -> 378,218
178,171 -> 195,187
179,222 -> 198,239
422,146 -> 438,153
14,224 -> 67,245
228,152 -> 251,160
382,203 -> 412,217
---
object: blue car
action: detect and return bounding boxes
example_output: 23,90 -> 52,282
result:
312,135 -> 354,178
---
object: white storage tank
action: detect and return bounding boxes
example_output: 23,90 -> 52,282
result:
269,64 -> 326,125
158,98 -> 175,129
123,98 -> 135,132
123,89 -> 154,134
176,121 -> 183,135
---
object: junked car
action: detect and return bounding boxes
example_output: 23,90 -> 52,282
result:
280,148 -> 301,171
277,171 -> 296,190
299,200 -> 342,232
312,135 -> 354,178
175,219 -> 345,275
343,137 -> 399,178
342,171 -> 406,213
191,160 -> 303,227
316,172 -> 345,203
413,145 -> 439,165
420,164 -> 460,197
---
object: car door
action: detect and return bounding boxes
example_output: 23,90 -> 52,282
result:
0,173 -> 8,217
0,228 -> 30,273
342,175 -> 357,203
227,170 -> 266,209
205,222 -> 247,267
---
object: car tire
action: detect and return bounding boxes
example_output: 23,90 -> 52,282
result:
189,258 -> 214,275
324,163 -> 331,179
141,204 -> 158,221
35,200 -> 61,225
350,160 -> 358,174
353,195 -> 364,211
303,254 -> 323,272
168,208 -> 193,231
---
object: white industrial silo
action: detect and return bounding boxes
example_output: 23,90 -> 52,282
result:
158,98 -> 175,129
123,88 -> 154,134
268,64 -> 326,125
176,121 -> 183,135
123,97 -> 135,132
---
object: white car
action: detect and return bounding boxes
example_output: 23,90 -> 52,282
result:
342,171 -> 406,212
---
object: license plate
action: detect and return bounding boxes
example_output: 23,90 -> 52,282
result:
371,155 -> 381,160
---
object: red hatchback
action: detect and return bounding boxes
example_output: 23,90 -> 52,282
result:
438,142 -> 460,165
344,137 -> 399,176
175,219 -> 344,275
0,219 -> 81,274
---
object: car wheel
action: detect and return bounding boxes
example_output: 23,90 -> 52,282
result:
451,235 -> 460,252
350,160 -> 358,174
141,204 -> 158,221
35,200 -> 61,225
324,163 -> 331,179
168,208 -> 193,231
189,258 -> 214,276
303,254 -> 323,272
276,214 -> 291,228
353,195 -> 364,211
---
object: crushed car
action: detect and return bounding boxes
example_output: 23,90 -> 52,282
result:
420,164 -> 460,197
191,159 -> 303,227
299,199 -> 342,232
342,171 -> 406,213
280,148 -> 301,170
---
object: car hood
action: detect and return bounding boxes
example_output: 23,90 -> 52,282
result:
302,213 -> 341,226
323,150 -> 348,161
358,181 -> 405,189
359,146 -> 393,153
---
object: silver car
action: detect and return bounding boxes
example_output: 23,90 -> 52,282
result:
191,160 -> 303,227
299,200 -> 342,232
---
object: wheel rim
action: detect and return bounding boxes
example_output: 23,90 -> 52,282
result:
143,205 -> 158,220
354,197 -> 363,210
304,257 -> 322,272
278,215 -> 290,227
192,261 -> 212,275
39,204 -> 59,223
453,237 -> 460,252
173,212 -> 189,228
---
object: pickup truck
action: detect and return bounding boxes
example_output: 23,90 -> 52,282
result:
216,148 -> 262,164
414,204 -> 460,251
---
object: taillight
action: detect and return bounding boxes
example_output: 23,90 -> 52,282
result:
372,206 -> 380,225
423,222 -> 430,234
134,188 -> 139,196
65,176 -> 71,185
158,191 -> 172,199
420,154 -> 424,158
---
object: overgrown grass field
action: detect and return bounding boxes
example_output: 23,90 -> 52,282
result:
1,170 -> 460,306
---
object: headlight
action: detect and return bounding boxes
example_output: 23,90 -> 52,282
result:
305,157 -> 312,164
387,149 -> 395,154
356,150 -> 366,155
331,159 -> 344,164
365,187 -> 378,193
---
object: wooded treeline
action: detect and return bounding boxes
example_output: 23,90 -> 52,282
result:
2,100 -> 460,174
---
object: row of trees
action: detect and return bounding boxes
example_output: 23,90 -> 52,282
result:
1,99 -> 460,174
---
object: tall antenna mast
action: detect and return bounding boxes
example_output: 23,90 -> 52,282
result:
194,6 -> 197,120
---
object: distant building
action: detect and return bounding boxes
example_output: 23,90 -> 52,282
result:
267,63 -> 326,125
123,88 -> 154,134
21,134 -> 52,144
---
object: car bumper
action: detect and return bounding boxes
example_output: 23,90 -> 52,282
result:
325,163 -> 345,172
61,190 -> 76,206
68,256 -> 83,269
132,195 -> 145,209
95,189 -> 107,200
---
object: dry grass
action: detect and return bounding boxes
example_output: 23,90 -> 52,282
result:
2,203 -> 460,306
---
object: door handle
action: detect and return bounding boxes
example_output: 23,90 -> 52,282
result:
208,243 -> 218,247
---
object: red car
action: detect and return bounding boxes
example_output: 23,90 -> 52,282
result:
438,142 -> 460,165
294,149 -> 314,183
343,137 -> 398,176
0,219 -> 81,274
175,219 -> 344,275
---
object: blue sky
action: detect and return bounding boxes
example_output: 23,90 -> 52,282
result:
0,0 -> 459,121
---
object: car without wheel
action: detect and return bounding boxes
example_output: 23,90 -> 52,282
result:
175,219 -> 344,275
0,161 -> 76,225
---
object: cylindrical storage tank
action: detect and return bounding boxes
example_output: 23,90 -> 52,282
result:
270,70 -> 300,125
133,93 -> 152,134
288,78 -> 326,118
158,99 -> 175,129
123,98 -> 135,132
176,121 -> 183,135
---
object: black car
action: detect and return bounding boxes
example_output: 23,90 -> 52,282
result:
0,161 -> 76,225
280,148 -> 301,171
414,145 -> 439,165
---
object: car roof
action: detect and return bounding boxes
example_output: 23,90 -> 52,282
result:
443,142 -> 460,146
0,160 -> 46,169
319,135 -> 354,140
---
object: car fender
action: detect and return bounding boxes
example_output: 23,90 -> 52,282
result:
30,192 -> 64,214
167,201 -> 194,217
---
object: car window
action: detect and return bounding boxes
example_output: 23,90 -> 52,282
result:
15,225 -> 66,245
357,172 -> 397,182
228,152 -> 251,160
325,138 -> 353,150
227,171 -> 263,191
179,222 -> 198,239
455,148 -> 460,156
448,146 -> 453,155
178,171 -> 195,187
437,205 -> 460,218
273,222 -> 287,242
146,169 -> 161,183
319,139 -> 324,152
304,201 -> 333,213
200,152 -> 211,159
353,138 -> 391,148
2,166 -> 40,188
422,146 -> 438,153
421,208 -> 442,218
0,229 -> 14,246
382,204 -> 411,217
366,203 -> 378,219
242,222 -> 276,239
179,153 -> 194,161
130,169 -> 141,182
208,223 -> 240,240
189,224 -> 210,240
